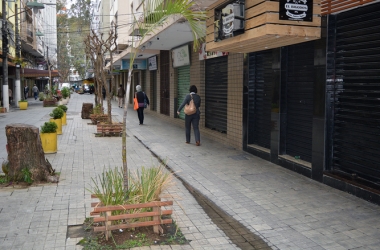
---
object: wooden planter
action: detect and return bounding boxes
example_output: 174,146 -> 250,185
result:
90,114 -> 109,125
91,194 -> 173,241
0,107 -> 6,113
96,123 -> 123,136
43,99 -> 57,107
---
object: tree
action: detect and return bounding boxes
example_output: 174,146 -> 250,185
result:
121,0 -> 207,189
84,26 -> 117,122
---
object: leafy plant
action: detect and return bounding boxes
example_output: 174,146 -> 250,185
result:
58,104 -> 68,113
88,167 -> 129,207
39,92 -> 45,101
18,99 -> 28,102
92,104 -> 103,115
50,107 -> 65,119
61,87 -> 70,99
21,168 -> 33,184
40,121 -> 58,133
117,233 -> 152,248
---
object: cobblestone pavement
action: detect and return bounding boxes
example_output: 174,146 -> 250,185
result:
0,93 -> 380,250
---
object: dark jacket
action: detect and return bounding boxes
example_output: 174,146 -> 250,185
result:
117,87 -> 125,97
178,93 -> 201,115
136,92 -> 149,107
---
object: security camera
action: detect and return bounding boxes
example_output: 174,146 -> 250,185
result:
157,37 -> 159,40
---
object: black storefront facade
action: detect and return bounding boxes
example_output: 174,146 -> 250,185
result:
243,2 -> 380,204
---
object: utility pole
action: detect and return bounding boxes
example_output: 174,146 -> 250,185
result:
2,0 -> 9,112
15,3 -> 21,106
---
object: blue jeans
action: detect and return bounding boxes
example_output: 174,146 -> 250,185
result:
34,92 -> 38,100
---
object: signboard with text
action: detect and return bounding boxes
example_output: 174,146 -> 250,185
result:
279,0 -> 313,22
122,59 -> 147,70
172,44 -> 190,68
148,56 -> 157,70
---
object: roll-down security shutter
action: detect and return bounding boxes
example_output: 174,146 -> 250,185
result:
177,65 -> 190,120
205,56 -> 228,133
284,42 -> 314,162
248,51 -> 272,149
330,3 -> 380,182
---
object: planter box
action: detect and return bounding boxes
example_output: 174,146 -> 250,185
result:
19,102 -> 28,110
40,132 -> 58,153
90,114 -> 109,125
49,118 -> 62,135
96,123 -> 123,136
0,107 -> 6,113
90,195 -> 173,240
43,99 -> 57,107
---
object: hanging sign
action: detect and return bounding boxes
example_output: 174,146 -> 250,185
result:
148,56 -> 157,71
214,1 -> 245,42
172,44 -> 190,68
122,59 -> 147,70
198,43 -> 228,60
279,0 -> 313,22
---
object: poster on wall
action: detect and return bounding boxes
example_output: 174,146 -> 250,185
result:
148,56 -> 157,70
172,44 -> 190,68
122,59 -> 147,70
279,0 -> 313,22
198,43 -> 228,60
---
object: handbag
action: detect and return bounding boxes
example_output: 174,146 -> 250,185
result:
133,95 -> 139,110
184,94 -> 196,115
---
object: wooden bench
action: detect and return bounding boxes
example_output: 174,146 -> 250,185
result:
90,195 -> 173,240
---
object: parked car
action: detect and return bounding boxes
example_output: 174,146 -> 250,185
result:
83,84 -> 90,93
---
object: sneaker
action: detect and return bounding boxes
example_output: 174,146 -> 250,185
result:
196,141 -> 200,146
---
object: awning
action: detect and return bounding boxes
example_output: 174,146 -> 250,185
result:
21,68 -> 60,78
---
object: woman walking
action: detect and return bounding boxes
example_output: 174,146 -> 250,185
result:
135,85 -> 149,125
177,85 -> 201,146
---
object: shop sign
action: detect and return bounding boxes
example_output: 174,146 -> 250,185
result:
198,43 -> 228,60
214,1 -> 245,42
279,0 -> 313,22
148,56 -> 157,71
172,44 -> 190,68
122,59 -> 147,70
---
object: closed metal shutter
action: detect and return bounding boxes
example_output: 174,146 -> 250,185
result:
330,3 -> 380,182
150,70 -> 157,111
284,42 -> 314,162
205,56 -> 228,133
160,51 -> 170,115
248,51 -> 272,149
177,65 -> 190,120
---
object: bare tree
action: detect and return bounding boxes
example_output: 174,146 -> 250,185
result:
84,26 -> 117,123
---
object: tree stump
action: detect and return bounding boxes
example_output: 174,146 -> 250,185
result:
82,103 -> 93,119
5,124 -> 55,182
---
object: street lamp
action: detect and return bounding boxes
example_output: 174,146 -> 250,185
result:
2,0 -> 44,111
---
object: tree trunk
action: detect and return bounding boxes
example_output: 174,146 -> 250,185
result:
82,103 -> 93,119
5,124 -> 54,182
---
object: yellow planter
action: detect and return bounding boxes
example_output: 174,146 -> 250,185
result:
49,118 -> 62,135
40,132 -> 57,153
19,101 -> 28,110
62,112 -> 67,126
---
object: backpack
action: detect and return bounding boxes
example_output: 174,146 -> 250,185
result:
184,94 -> 196,115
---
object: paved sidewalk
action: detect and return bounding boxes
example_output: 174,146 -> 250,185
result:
0,93 -> 380,250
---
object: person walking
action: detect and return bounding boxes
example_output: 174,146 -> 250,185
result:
135,85 -> 149,125
24,84 -> 29,100
177,85 -> 201,146
117,84 -> 125,108
32,84 -> 39,100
